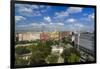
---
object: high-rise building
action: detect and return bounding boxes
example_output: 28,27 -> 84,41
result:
74,33 -> 94,56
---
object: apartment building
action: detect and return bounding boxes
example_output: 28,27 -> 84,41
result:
15,32 -> 40,41
59,31 -> 72,39
40,32 -> 49,41
74,33 -> 94,56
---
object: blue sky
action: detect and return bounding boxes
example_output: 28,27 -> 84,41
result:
15,3 -> 95,32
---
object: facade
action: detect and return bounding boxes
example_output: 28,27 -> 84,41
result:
40,32 -> 49,41
15,32 -> 40,41
74,33 -> 94,56
48,32 -> 59,40
15,33 -> 19,42
40,32 -> 59,41
15,31 -> 72,42
51,45 -> 64,54
59,31 -> 71,39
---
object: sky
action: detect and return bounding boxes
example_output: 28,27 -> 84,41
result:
15,3 -> 95,32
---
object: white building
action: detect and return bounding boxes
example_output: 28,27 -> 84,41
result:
51,45 -> 64,54
74,33 -> 94,56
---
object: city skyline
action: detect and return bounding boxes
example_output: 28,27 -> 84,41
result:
15,3 -> 95,32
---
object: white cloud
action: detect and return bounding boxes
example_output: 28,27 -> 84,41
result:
44,16 -> 51,22
49,22 -> 53,25
57,23 -> 64,26
19,7 -> 33,13
15,16 -> 26,22
81,13 -> 94,22
15,4 -> 24,8
18,22 -> 47,29
17,24 -> 28,27
18,7 -> 41,16
31,5 -> 39,9
55,11 -> 69,18
74,23 -> 84,28
54,7 -> 83,20
16,4 -> 41,16
41,6 -> 51,13
48,22 -> 64,26
40,22 -> 46,26
67,7 -> 83,14
40,5 -> 45,8
30,23 -> 40,26
16,4 -> 51,17
16,4 -> 39,10
68,23 -> 85,31
89,13 -> 94,19
66,18 -> 76,23
29,22 -> 47,27
65,18 -> 86,31
16,4 -> 33,13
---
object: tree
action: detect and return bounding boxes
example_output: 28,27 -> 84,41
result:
30,50 -> 46,65
29,42 -> 52,65
46,40 -> 54,46
67,53 -> 80,63
61,48 -> 71,63
61,47 -> 80,63
15,46 -> 30,55
54,40 -> 59,45
15,55 -> 29,66
61,36 -> 72,45
46,54 -> 59,63
70,48 -> 80,57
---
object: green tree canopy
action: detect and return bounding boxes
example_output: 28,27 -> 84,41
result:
15,55 -> 29,66
61,47 -> 80,63
29,42 -> 52,65
46,54 -> 59,63
15,46 -> 30,55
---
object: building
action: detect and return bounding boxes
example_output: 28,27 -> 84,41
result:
40,32 -> 49,41
15,31 -> 72,42
15,32 -> 40,41
51,45 -> 64,54
74,33 -> 95,56
48,32 -> 59,40
59,31 -> 71,39
40,32 -> 59,41
15,33 -> 19,42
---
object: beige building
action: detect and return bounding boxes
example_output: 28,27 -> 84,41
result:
15,32 -> 40,41
48,32 -> 59,40
15,31 -> 72,41
40,32 -> 59,41
59,31 -> 72,39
